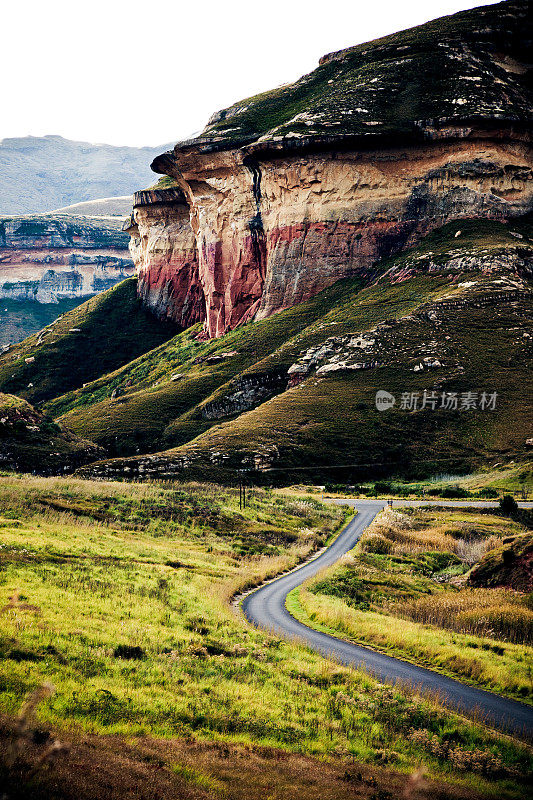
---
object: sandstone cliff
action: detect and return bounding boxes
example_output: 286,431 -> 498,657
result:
127,0 -> 532,338
0,214 -> 134,306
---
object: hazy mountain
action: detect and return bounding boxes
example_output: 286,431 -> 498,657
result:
52,195 -> 134,217
0,135 -> 172,214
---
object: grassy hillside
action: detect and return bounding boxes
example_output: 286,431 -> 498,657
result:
0,297 -> 82,349
0,219 -> 530,480
48,277 -> 369,455
61,218 -> 532,481
0,279 -> 177,405
290,507 -> 533,703
1,474 -> 531,799
165,0 -> 531,153
0,393 -> 102,473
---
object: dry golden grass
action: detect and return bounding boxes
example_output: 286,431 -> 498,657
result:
392,589 -> 533,645
363,510 -> 501,560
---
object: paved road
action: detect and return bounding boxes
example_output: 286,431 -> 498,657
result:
242,500 -> 533,740
330,499 -> 533,509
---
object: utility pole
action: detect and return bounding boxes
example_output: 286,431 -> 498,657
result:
238,471 -> 247,510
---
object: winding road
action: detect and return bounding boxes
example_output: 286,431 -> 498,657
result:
242,500 -> 533,740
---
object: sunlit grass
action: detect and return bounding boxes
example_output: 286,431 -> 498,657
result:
0,474 -> 531,793
293,508 -> 533,702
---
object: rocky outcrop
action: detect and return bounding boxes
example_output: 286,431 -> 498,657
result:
0,214 -> 134,303
126,189 -> 204,328
127,0 -> 533,338
200,371 -> 287,420
286,247 -> 533,380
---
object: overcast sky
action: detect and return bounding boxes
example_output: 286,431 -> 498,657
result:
2,0 -> 500,148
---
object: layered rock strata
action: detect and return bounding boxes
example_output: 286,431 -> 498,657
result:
125,189 -> 204,328
127,0 -> 533,337
0,215 -> 134,303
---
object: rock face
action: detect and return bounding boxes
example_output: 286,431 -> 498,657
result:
127,0 -> 533,338
126,189 -> 204,328
0,215 -> 134,304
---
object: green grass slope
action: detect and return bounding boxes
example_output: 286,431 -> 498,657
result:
64,218 -> 533,482
47,277 -> 369,455
0,393 -> 102,474
0,279 -> 177,405
0,297 -> 83,349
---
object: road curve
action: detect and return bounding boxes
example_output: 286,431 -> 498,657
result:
242,500 -> 533,740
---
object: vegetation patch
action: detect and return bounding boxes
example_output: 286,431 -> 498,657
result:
0,475 -> 531,796
0,279 -> 177,405
0,392 -> 101,474
293,508 -> 533,702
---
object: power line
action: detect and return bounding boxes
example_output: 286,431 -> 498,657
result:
241,456 -> 481,474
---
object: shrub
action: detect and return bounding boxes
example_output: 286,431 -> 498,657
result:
477,488 -> 498,498
441,486 -> 470,499
361,533 -> 393,555
374,481 -> 393,495
500,494 -> 518,515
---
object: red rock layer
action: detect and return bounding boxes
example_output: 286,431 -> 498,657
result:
128,194 -> 205,329
131,132 -> 532,336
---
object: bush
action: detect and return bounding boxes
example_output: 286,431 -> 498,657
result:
441,486 -> 470,499
477,488 -> 498,499
499,494 -> 518,515
361,533 -> 393,554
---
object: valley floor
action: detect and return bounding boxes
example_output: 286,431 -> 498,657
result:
0,475 -> 531,798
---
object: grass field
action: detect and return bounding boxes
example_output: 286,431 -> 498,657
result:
1,475 -> 532,798
292,508 -> 533,703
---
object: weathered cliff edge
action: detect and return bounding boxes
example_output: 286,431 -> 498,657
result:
127,0 -> 533,337
0,215 -> 134,303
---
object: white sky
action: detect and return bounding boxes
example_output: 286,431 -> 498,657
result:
2,0 -> 500,148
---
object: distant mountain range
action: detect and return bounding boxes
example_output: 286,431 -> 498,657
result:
0,135 -> 172,214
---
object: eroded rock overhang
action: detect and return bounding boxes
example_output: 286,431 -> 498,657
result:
134,121 -> 532,338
